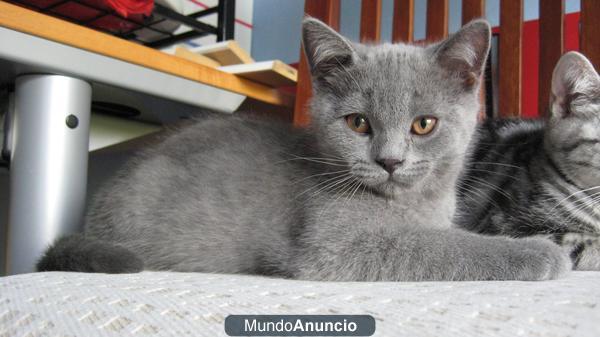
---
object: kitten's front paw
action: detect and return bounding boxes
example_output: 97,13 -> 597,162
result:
510,238 -> 572,280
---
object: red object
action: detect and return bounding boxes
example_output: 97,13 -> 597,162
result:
10,0 -> 153,32
11,0 -> 153,19
51,2 -> 101,21
104,0 -> 153,17
90,13 -> 141,32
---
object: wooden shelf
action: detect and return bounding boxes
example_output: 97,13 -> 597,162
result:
0,1 -> 294,107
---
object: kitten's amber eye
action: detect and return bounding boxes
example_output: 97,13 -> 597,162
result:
411,117 -> 437,135
345,114 -> 371,134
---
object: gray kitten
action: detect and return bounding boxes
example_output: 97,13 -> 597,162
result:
38,18 -> 570,281
457,52 -> 600,270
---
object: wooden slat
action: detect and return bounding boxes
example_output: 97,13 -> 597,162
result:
426,0 -> 449,41
219,60 -> 297,87
294,0 -> 341,126
462,0 -> 486,119
392,0 -> 414,42
462,0 -> 485,23
538,0 -> 564,117
360,0 -> 383,43
294,51 -> 313,126
174,46 -> 221,68
581,0 -> 600,70
0,2 -> 293,107
190,40 -> 255,66
498,0 -> 523,117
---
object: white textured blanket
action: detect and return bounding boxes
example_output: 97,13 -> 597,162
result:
1,271 -> 599,337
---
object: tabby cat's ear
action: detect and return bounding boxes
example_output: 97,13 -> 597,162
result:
302,17 -> 356,81
550,51 -> 600,118
431,19 -> 491,89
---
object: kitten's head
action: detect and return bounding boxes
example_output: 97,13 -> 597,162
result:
545,51 -> 600,190
302,18 -> 490,198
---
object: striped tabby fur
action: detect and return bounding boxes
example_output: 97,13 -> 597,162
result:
457,52 -> 600,270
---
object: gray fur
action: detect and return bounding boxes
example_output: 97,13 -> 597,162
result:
457,51 -> 600,270
38,19 -> 570,280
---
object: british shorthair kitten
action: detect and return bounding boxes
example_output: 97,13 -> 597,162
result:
38,19 -> 570,281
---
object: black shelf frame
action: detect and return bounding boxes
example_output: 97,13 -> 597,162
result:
7,0 -> 236,49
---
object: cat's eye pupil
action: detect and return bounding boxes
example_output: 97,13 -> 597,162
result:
346,114 -> 370,134
411,116 -> 437,135
354,116 -> 364,128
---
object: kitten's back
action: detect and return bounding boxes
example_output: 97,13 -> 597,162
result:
85,113 -> 305,274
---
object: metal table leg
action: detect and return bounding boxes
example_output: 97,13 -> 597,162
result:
7,74 -> 91,275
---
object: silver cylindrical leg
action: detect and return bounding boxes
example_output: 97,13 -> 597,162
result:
7,75 -> 91,275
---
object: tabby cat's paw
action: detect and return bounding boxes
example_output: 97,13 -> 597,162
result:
560,233 -> 600,271
511,238 -> 572,280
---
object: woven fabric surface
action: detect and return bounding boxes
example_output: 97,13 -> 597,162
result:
1,271 -> 599,337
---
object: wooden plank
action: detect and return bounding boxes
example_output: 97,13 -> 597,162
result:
462,0 -> 485,23
360,0 -> 383,43
294,0 -> 341,126
0,2 -> 293,107
219,60 -> 297,87
190,40 -> 255,66
303,0 -> 341,31
392,0 -> 414,42
538,0 -> 564,117
498,0 -> 523,117
174,46 -> 221,68
581,0 -> 600,70
461,0 -> 486,119
294,55 -> 313,126
426,0 -> 449,41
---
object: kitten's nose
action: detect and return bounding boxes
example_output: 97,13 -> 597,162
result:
376,158 -> 403,174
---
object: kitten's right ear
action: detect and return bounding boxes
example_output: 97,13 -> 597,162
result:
302,17 -> 356,80
550,51 -> 600,118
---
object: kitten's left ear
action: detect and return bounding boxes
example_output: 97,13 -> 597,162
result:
431,19 -> 491,88
550,51 -> 600,118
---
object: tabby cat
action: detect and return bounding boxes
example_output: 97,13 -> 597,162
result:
457,51 -> 600,270
38,19 -> 570,281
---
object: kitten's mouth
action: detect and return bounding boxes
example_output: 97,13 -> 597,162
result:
378,170 -> 429,194
351,163 -> 429,195
360,174 -> 421,197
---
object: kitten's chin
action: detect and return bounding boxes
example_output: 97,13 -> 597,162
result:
371,180 -> 417,199
375,183 -> 400,199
